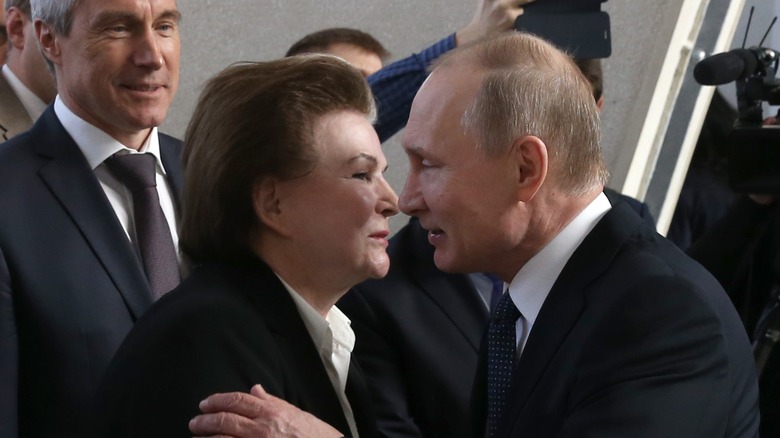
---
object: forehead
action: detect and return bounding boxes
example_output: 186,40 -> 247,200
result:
314,110 -> 385,163
76,0 -> 179,19
404,67 -> 482,155
324,43 -> 383,76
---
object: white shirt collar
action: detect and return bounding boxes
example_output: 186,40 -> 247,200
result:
53,95 -> 167,174
275,275 -> 355,356
508,192 -> 612,327
2,64 -> 48,121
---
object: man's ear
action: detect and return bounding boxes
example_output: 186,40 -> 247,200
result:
35,19 -> 60,67
252,178 -> 290,236
6,8 -> 26,51
510,135 -> 548,202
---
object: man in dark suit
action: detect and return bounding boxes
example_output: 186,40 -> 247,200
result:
338,189 -> 653,438
395,32 -> 757,437
337,54 -> 658,438
0,0 -> 183,436
0,0 -> 55,141
193,31 -> 760,438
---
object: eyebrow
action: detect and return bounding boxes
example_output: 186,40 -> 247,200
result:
91,9 -> 182,28
349,153 -> 389,172
403,144 -> 426,158
348,153 -> 378,166
158,10 -> 183,23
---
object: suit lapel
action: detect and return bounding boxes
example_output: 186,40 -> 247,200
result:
245,263 -> 354,436
345,359 -> 378,437
33,108 -> 153,319
0,74 -> 34,140
498,202 -> 642,433
403,219 -> 489,351
159,134 -> 184,203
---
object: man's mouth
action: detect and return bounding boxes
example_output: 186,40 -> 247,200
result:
124,83 -> 165,92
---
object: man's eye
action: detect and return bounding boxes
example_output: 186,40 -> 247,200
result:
157,23 -> 176,34
352,172 -> 370,181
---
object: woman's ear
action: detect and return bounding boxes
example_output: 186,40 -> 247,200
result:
252,178 -> 289,236
510,135 -> 548,202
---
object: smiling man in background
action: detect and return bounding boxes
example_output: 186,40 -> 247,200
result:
0,0 -> 184,436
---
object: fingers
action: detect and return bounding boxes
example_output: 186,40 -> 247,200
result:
501,0 -> 534,23
459,0 -> 536,46
189,411 -> 260,437
250,384 -> 270,399
199,391 -> 262,417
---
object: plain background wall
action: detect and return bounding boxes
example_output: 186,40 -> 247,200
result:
166,0 -> 686,232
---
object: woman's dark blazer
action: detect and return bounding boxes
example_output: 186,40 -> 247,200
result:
93,260 -> 377,437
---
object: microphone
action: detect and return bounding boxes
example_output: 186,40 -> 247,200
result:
694,49 -> 759,85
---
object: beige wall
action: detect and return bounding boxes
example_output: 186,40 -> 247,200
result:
165,0 -> 686,232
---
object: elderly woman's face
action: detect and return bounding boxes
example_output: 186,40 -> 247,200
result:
279,110 -> 399,284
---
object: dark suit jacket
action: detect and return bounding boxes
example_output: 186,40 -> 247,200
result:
94,260 -> 377,438
472,201 -> 759,437
340,216 -> 488,438
0,106 -> 183,437
338,192 -> 657,438
689,196 -> 780,437
0,73 -> 34,141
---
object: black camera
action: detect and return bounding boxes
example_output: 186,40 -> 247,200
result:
694,16 -> 780,194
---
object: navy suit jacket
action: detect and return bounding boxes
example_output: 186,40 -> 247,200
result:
0,106 -> 183,437
340,216 -> 488,438
95,260 -> 377,438
339,193 -> 754,438
472,201 -> 759,437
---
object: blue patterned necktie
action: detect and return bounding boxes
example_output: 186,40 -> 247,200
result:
487,291 -> 521,438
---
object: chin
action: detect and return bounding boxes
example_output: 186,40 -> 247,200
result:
365,258 -> 390,280
432,252 -> 470,274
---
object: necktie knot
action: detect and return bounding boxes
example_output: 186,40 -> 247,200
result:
105,153 -> 158,192
487,274 -> 504,314
493,291 -> 520,323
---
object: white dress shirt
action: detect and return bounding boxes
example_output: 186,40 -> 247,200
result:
278,276 -> 360,438
2,64 -> 48,121
508,192 -> 612,354
53,96 -> 181,267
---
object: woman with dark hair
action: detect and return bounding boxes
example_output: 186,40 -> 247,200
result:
93,56 -> 398,437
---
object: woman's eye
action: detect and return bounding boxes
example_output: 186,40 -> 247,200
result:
352,172 -> 371,181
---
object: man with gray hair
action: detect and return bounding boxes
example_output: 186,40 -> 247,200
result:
191,32 -> 759,438
0,0 -> 55,141
0,0 -> 183,436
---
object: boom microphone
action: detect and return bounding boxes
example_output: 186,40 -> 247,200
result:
694,49 -> 759,85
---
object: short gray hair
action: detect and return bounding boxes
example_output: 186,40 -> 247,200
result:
439,32 -> 609,196
30,0 -> 79,36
